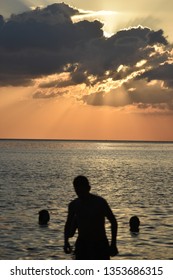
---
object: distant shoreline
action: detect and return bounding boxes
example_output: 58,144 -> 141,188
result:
0,138 -> 173,144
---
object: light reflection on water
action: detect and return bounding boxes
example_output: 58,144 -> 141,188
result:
0,140 -> 173,259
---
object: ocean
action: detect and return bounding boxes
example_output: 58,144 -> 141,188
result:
0,140 -> 173,260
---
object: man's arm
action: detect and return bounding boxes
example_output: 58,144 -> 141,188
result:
109,215 -> 118,256
105,202 -> 119,256
64,203 -> 75,254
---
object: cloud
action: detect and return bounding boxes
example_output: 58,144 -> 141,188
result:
0,3 -> 104,86
0,3 -> 173,113
0,15 -> 5,28
147,29 -> 168,45
83,79 -> 173,113
83,88 -> 130,107
33,89 -> 67,99
139,63 -> 173,87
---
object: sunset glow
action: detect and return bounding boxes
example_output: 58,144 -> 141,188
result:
0,1 -> 173,141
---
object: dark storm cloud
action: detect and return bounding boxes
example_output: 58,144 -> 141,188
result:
67,26 -> 168,84
0,1 -> 172,107
81,26 -> 173,111
0,3 -> 104,86
147,29 -> 168,45
0,3 -> 79,51
139,63 -> 173,87
0,15 -> 5,29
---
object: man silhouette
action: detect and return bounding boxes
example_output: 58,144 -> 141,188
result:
64,175 -> 118,260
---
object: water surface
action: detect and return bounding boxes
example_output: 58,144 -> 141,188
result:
0,140 -> 173,259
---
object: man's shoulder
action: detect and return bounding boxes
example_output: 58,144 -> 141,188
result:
69,198 -> 79,208
90,193 -> 108,204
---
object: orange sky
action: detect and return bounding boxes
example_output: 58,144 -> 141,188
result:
0,85 -> 173,141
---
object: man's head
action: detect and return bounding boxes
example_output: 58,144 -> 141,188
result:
73,175 -> 91,198
39,209 -> 50,225
129,215 -> 140,232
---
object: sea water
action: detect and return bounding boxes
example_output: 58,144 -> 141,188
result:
0,140 -> 173,260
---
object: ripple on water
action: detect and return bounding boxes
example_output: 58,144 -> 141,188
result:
1,140 -> 173,259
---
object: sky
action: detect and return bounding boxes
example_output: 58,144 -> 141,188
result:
0,1 -> 173,141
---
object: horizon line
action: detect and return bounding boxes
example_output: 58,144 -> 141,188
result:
0,138 -> 173,143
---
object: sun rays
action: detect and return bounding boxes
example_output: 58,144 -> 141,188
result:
0,1 -> 173,140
